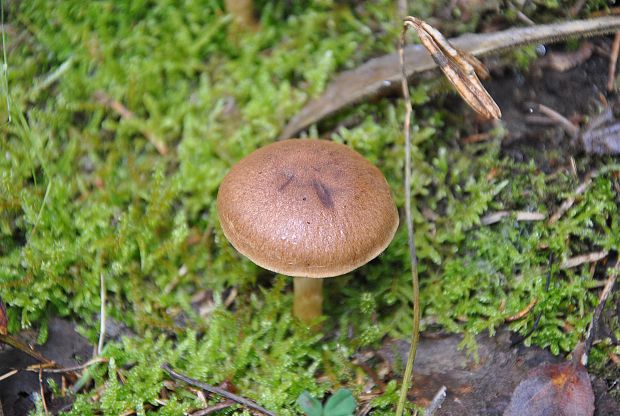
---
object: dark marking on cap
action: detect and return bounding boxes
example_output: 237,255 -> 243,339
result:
312,180 -> 334,208
278,172 -> 295,191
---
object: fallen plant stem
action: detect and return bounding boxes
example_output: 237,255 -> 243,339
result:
395,16 -> 501,415
29,56 -> 74,101
0,333 -> 55,365
607,32 -> 620,91
583,260 -> 618,363
0,369 -> 17,382
27,357 -> 108,373
536,42 -> 594,72
39,367 -> 49,416
548,170 -> 596,224
93,91 -> 168,155
190,400 -> 234,416
424,385 -> 447,416
560,251 -> 608,269
396,19 -> 422,416
1,0 -> 11,125
529,103 -> 579,138
481,210 -> 545,225
278,14 -> 620,139
98,272 -> 106,356
505,298 -> 538,322
161,363 -> 276,416
511,254 -> 553,347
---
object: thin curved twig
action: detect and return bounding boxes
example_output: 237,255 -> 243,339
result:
395,20 -> 422,416
161,363 -> 276,416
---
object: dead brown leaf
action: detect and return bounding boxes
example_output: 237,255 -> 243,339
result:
503,359 -> 594,416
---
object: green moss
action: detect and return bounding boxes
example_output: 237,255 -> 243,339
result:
1,0 -> 618,414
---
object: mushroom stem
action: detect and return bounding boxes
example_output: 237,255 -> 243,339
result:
293,277 -> 323,321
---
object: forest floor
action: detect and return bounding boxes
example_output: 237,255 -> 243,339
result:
1,1 -> 619,415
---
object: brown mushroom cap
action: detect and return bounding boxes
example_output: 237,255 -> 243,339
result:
216,139 -> 399,278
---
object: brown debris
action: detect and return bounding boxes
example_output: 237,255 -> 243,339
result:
580,108 -> 620,154
584,262 -> 619,362
505,298 -> 538,323
461,132 -> 491,144
548,170 -> 596,225
278,17 -> 620,140
503,358 -> 594,416
535,42 -> 594,73
560,251 -> 608,270
93,91 -> 168,155
161,364 -> 275,416
480,211 -> 546,225
607,32 -> 620,91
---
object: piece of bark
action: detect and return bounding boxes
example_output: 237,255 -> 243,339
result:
279,16 -> 620,140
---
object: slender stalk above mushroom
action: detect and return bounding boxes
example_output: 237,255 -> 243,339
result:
217,139 -> 398,321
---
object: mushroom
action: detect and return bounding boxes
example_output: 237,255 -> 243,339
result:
216,139 -> 398,321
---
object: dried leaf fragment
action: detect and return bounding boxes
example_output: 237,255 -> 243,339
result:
503,360 -> 594,416
402,17 -> 501,120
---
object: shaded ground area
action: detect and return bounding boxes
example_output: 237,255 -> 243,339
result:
2,320 -> 617,415
489,46 -> 613,168
0,319 -> 91,415
381,330 -> 619,416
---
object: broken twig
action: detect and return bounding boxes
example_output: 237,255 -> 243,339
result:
0,369 -> 17,382
511,254 -> 553,347
161,363 -> 276,416
560,251 -> 608,269
607,32 -> 620,91
505,298 -> 538,323
481,211 -> 545,225
190,401 -> 234,416
98,272 -> 106,356
279,16 -> 620,140
94,91 -> 168,155
528,103 -> 579,139
424,385 -> 447,416
535,42 -> 594,73
38,367 -> 49,416
27,357 -> 108,374
583,261 -> 619,363
0,333 -> 55,366
548,170 -> 597,224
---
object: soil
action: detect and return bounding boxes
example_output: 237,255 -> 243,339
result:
0,318 -> 92,415
489,43 -> 616,169
380,330 -> 619,416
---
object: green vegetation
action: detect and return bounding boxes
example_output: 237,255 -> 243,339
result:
1,0 -> 618,414
297,388 -> 356,416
